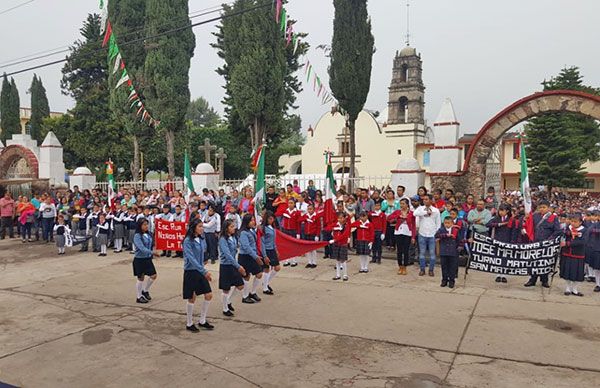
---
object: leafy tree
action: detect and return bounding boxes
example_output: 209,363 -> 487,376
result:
144,0 -> 195,179
186,97 -> 220,128
1,74 -> 21,142
526,67 -> 600,190
57,14 -> 132,179
329,0 -> 374,184
29,74 -> 51,142
213,0 -> 307,151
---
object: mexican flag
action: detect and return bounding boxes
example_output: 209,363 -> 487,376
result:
519,134 -> 534,241
106,160 -> 116,210
253,145 -> 266,217
323,152 -> 337,228
184,150 -> 195,205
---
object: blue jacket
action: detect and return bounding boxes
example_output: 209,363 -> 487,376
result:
183,236 -> 208,275
586,222 -> 600,252
533,213 -> 562,242
219,236 -> 240,268
239,229 -> 259,259
486,216 -> 514,243
133,233 -> 153,259
435,226 -> 459,257
261,226 -> 276,257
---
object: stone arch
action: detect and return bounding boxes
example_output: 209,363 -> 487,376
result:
432,90 -> 600,196
0,144 -> 39,180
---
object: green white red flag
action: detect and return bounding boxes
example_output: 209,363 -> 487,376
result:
323,151 -> 337,228
253,145 -> 266,217
184,150 -> 195,205
519,133 -> 534,241
106,160 -> 116,210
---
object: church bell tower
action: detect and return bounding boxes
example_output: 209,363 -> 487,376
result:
387,46 -> 425,125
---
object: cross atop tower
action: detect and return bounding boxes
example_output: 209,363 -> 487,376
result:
405,0 -> 411,47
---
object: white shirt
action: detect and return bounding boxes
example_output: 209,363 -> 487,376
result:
413,205 -> 441,238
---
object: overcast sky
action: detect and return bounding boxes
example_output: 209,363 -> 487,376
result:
1,0 -> 599,135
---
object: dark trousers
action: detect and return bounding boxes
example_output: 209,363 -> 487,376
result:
21,223 -> 32,240
441,255 -> 458,282
396,234 -> 411,266
322,230 -> 332,257
41,218 -> 54,241
0,216 -> 14,239
385,224 -> 396,248
205,232 -> 218,261
528,274 -> 549,284
372,231 -> 383,261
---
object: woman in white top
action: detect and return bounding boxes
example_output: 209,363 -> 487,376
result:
39,197 -> 57,243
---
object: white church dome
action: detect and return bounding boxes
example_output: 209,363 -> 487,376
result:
395,158 -> 421,171
73,167 -> 93,175
195,163 -> 215,174
399,46 -> 417,57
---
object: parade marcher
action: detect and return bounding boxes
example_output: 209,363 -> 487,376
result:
486,204 -> 515,283
96,213 -> 110,257
261,211 -> 280,294
584,211 -> 600,292
352,211 -> 375,273
132,219 -> 159,304
435,216 -> 460,288
53,214 -> 69,255
182,220 -> 214,332
560,214 -> 587,296
369,202 -> 387,264
219,220 -> 246,317
238,214 -> 264,304
112,205 -> 126,253
281,198 -> 300,267
298,203 -> 321,268
329,212 -> 351,281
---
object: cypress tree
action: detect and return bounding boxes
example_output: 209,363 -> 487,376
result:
1,74 -> 21,142
29,74 -> 51,142
0,74 -> 11,143
144,0 -> 195,179
329,0 -> 375,185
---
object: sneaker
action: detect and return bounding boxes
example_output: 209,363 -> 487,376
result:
249,293 -> 261,302
142,291 -> 152,301
198,321 -> 214,330
283,262 -> 290,267
332,276 -> 341,281
227,303 -> 235,312
242,296 -> 255,304
263,289 -> 274,295
136,296 -> 149,304
186,324 -> 199,333
342,276 -> 349,281
495,276 -> 502,283
222,310 -> 234,317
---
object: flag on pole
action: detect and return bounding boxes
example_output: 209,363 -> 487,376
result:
184,150 -> 195,205
323,151 -> 337,228
106,160 -> 116,211
253,144 -> 266,220
519,133 -> 534,241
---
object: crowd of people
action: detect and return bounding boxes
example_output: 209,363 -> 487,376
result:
1,181 -> 600,332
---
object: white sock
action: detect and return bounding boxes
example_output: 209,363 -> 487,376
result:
227,287 -> 237,304
115,239 -> 121,250
252,277 -> 261,294
595,270 -> 600,287
572,282 -> 580,294
136,280 -> 144,299
222,292 -> 229,312
342,262 -> 348,277
336,262 -> 341,277
263,272 -> 271,291
143,277 -> 155,292
186,302 -> 194,326
311,252 -> 317,265
101,245 -> 107,254
586,265 -> 594,277
291,257 -> 297,264
199,300 -> 210,324
242,279 -> 250,298
360,255 -> 368,270
565,280 -> 573,293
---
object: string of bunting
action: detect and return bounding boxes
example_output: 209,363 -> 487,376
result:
274,0 -> 334,106
99,0 -> 160,128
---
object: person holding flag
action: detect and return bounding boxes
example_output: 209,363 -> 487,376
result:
106,160 -> 116,212
183,151 -> 195,218
322,150 -> 338,259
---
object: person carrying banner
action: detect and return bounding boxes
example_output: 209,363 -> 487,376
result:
560,214 -> 587,296
132,219 -> 159,304
435,216 -> 460,288
238,214 -> 264,304
219,220 -> 246,317
261,211 -> 280,295
182,219 -> 214,332
524,200 -> 563,288
486,204 -> 515,283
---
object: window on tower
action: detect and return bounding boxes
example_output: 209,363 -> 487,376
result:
400,64 -> 409,82
399,96 -> 409,123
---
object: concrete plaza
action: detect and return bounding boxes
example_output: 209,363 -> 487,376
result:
0,238 -> 599,388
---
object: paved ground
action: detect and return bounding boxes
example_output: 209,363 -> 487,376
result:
0,238 -> 599,388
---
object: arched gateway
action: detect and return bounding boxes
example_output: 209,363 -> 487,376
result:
0,144 -> 39,180
430,90 -> 600,195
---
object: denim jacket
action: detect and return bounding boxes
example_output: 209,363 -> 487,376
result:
183,236 -> 207,275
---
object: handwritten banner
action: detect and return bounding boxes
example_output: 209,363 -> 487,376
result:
154,219 -> 186,252
469,233 -> 561,276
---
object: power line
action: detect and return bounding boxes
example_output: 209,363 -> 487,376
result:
2,1 -> 272,77
0,3 -> 231,71
0,0 -> 35,16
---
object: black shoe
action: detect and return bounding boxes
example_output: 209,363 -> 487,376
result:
323,255 -> 330,259
449,281 -> 455,289
290,262 -> 298,267
312,264 -> 318,268
501,277 -> 508,283
377,260 -> 382,265
441,280 -> 448,287
524,281 -> 536,287
495,276 -> 502,283
222,310 -> 234,317
198,321 -> 214,330
211,259 -> 216,264
541,282 -> 550,288
332,276 -> 341,281
114,250 -> 122,253
242,296 -> 255,304
166,252 -> 172,257
370,259 -> 377,263
186,324 -> 199,332
564,291 -> 572,296
587,277 -> 596,283
249,293 -> 261,302
227,303 -> 235,312
161,252 -> 167,257
594,286 -> 600,292
342,276 -> 349,281
142,291 -> 152,301
267,285 -> 273,292
136,296 -> 149,304
283,262 -> 290,267
263,289 -> 274,295
572,292 -> 584,297
305,264 -> 312,268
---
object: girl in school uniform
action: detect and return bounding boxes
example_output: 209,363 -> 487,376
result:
560,214 -> 587,297
53,214 -> 69,255
281,198 -> 301,267
238,214 -> 264,304
132,218 -> 158,304
329,212 -> 351,281
299,203 -> 321,268
113,205 -> 127,253
261,211 -> 280,295
352,211 -> 375,273
486,204 -> 515,283
182,219 -> 214,332
219,220 -> 246,317
96,213 -> 110,257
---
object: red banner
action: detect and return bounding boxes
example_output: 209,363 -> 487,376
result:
155,219 -> 187,251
